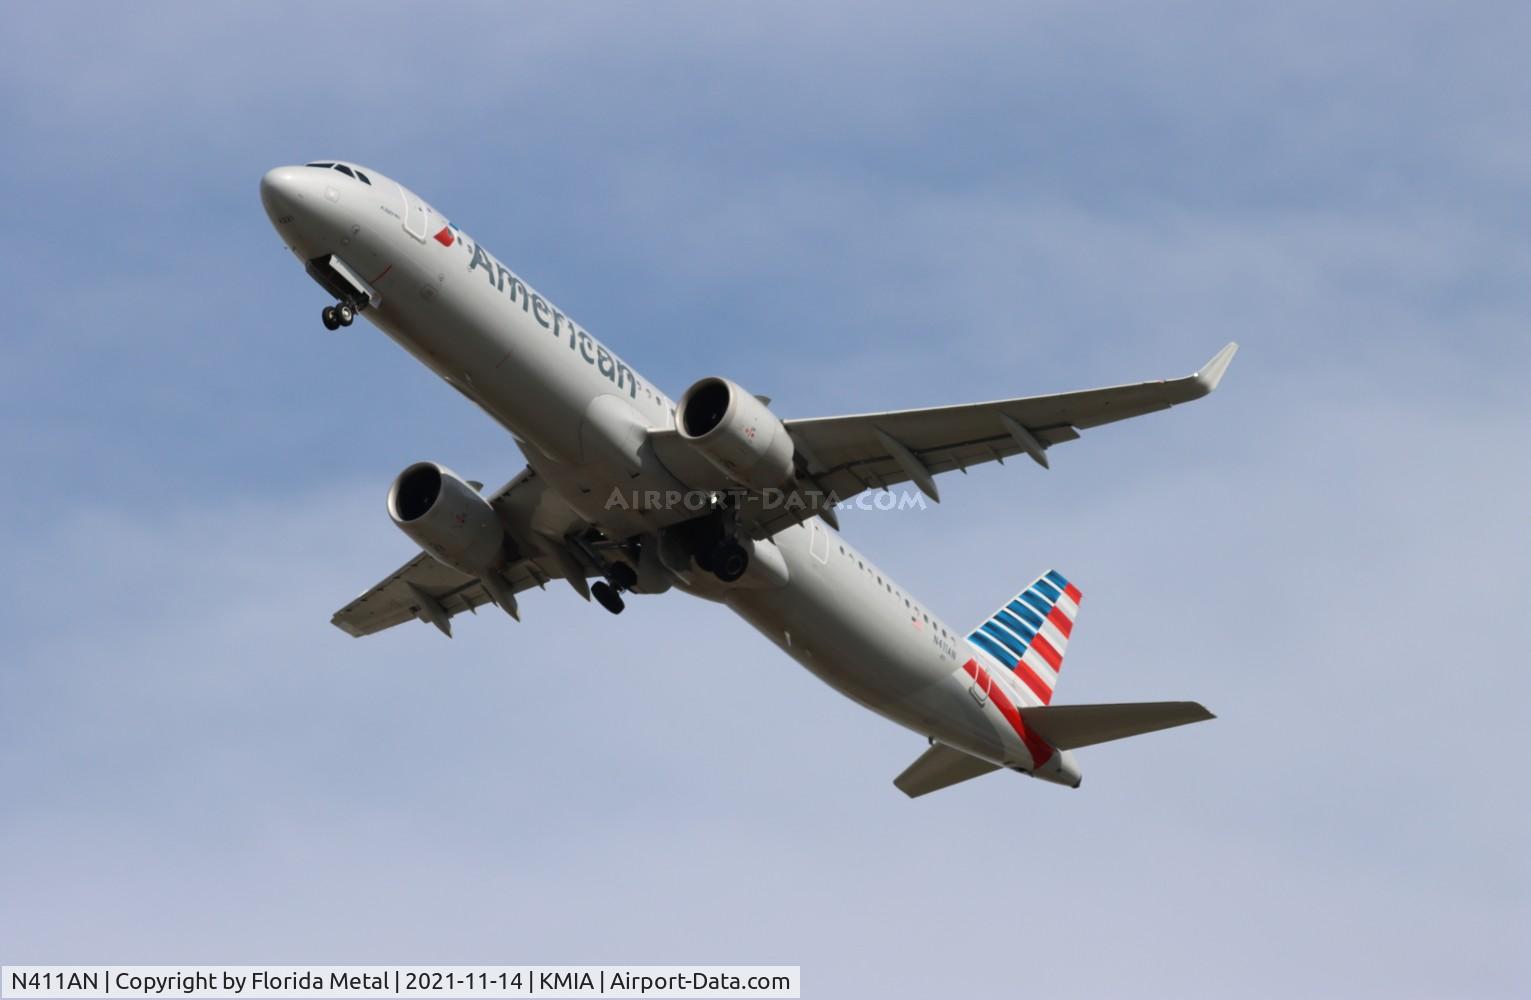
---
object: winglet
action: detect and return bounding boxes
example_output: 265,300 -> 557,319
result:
1192,342 -> 1239,397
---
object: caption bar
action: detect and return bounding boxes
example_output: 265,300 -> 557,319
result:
0,968 -> 800,1000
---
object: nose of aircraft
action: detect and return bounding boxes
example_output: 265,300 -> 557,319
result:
259,165 -> 307,221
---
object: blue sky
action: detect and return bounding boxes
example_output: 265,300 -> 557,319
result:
2,3 -> 1528,997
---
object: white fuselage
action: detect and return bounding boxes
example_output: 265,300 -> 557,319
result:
260,162 -> 1075,782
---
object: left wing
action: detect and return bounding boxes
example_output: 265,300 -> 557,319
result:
331,549 -> 559,638
332,466 -> 594,638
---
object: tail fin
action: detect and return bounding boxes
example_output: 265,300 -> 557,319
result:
965,568 -> 1081,706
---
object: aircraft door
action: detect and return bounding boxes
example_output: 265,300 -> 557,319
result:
969,666 -> 990,706
399,183 -> 429,242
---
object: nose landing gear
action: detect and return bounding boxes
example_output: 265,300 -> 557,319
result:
321,301 -> 356,330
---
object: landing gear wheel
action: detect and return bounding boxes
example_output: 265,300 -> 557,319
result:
336,302 -> 355,326
607,562 -> 638,592
321,306 -> 340,330
592,581 -> 625,615
711,541 -> 749,583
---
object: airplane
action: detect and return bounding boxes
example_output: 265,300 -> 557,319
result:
259,160 -> 1236,797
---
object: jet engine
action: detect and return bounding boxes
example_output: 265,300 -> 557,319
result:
676,376 -> 795,491
388,462 -> 510,578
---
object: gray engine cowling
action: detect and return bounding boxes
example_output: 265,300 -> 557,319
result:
676,376 -> 795,491
388,462 -> 509,577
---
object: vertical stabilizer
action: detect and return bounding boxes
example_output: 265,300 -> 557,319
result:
965,569 -> 1080,706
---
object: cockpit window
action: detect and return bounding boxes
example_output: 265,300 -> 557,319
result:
303,161 -> 372,184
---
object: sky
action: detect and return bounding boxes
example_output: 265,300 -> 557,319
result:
2,2 -> 1528,997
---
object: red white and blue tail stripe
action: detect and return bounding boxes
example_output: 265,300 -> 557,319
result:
965,569 -> 1081,706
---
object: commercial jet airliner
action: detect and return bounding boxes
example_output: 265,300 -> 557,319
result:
260,160 -> 1236,796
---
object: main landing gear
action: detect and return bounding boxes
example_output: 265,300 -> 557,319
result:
591,582 -> 624,615
711,541 -> 749,583
591,562 -> 639,616
694,538 -> 749,583
321,301 -> 356,330
668,507 -> 752,585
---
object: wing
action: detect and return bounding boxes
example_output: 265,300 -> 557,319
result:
784,341 -> 1238,500
649,342 -> 1237,538
331,550 -> 560,637
332,466 -> 593,638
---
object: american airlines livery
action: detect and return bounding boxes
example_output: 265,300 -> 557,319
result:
260,161 -> 1236,796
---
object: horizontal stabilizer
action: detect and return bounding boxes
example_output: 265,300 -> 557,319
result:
1018,701 -> 1214,750
894,743 -> 1001,798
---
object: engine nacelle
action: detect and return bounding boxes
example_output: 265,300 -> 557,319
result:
388,462 -> 509,578
676,377 -> 795,491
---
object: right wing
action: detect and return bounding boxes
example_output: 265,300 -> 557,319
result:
332,466 -> 594,638
647,342 -> 1238,539
778,342 -> 1239,507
